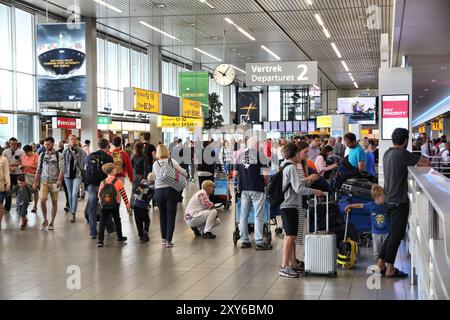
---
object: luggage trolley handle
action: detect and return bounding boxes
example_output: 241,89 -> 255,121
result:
343,209 -> 350,241
313,191 -> 329,233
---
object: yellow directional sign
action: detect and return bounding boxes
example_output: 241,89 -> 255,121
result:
126,87 -> 160,113
0,117 -> 8,124
181,98 -> 202,119
157,115 -> 203,128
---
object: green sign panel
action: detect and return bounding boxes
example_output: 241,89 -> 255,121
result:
98,116 -> 111,125
179,71 -> 209,118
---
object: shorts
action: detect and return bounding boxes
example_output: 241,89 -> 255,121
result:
281,208 -> 299,236
40,182 -> 59,202
17,203 -> 29,217
25,174 -> 38,188
0,191 -> 6,204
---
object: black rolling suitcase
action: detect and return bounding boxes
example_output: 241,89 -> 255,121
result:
341,178 -> 376,200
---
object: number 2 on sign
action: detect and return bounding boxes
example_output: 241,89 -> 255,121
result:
297,64 -> 308,81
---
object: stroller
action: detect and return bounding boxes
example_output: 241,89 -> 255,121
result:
211,170 -> 232,210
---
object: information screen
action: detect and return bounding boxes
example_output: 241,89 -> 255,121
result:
285,121 -> 293,132
301,121 -> 308,132
278,121 -> 285,132
308,120 -> 316,133
263,121 -> 270,132
270,121 -> 278,132
293,121 -> 300,132
381,95 -> 409,140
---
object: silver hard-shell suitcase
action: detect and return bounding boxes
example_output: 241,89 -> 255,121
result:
304,192 -> 337,277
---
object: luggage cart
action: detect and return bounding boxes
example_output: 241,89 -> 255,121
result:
232,190 -> 272,246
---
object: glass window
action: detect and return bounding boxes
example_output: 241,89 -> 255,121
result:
17,114 -> 33,145
107,41 -> 118,90
131,50 -> 140,87
120,45 -> 130,90
107,89 -> 119,113
0,4 -> 11,70
268,87 -> 281,121
16,73 -> 34,111
141,52 -> 149,90
97,38 -> 105,88
98,88 -> 106,111
14,8 -> 33,74
0,70 -> 13,110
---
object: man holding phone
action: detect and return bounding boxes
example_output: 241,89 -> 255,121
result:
3,137 -> 24,214
33,137 -> 64,231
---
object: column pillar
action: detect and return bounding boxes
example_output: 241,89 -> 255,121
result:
222,86 -> 231,125
424,123 -> 432,138
443,117 -> 450,138
261,87 -> 268,121
149,45 -> 162,146
80,17 -> 97,150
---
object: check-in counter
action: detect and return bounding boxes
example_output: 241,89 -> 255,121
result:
408,167 -> 450,300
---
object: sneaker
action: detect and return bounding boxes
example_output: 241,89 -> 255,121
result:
117,236 -> 127,242
165,242 -> 174,248
241,242 -> 252,249
191,227 -> 202,237
97,241 -> 104,247
202,232 -> 216,239
64,207 -> 70,213
48,224 -> 54,231
139,237 -> 146,243
143,233 -> 150,242
293,260 -> 305,272
91,236 -> 97,240
279,266 -> 300,278
255,243 -> 273,251
70,215 -> 76,223
162,239 -> 167,246
40,221 -> 48,231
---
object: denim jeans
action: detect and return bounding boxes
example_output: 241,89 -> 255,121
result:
64,176 -> 83,216
87,184 -> 99,237
239,190 -> 265,245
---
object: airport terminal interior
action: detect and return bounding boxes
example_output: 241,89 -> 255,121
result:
0,0 -> 449,302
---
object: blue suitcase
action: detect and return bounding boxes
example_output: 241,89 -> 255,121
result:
338,195 -> 372,234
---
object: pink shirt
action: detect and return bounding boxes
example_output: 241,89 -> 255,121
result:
21,153 -> 38,174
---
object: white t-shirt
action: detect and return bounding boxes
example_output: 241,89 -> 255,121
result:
442,150 -> 450,162
3,148 -> 25,175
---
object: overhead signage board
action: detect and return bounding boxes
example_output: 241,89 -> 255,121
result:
418,125 -> 425,134
124,87 -> 160,114
432,118 -> 443,131
157,115 -> 203,128
0,117 -> 8,124
97,116 -> 111,125
245,61 -> 318,86
316,115 -> 332,128
161,94 -> 180,117
52,117 -> 81,129
381,95 -> 409,140
181,98 -> 202,119
179,72 -> 210,117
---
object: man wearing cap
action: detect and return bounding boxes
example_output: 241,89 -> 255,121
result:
184,180 -> 221,239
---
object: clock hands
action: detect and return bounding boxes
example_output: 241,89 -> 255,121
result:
223,66 -> 230,76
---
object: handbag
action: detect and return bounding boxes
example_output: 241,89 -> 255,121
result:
156,159 -> 187,192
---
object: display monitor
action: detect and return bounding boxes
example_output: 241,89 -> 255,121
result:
337,97 -> 377,125
308,120 -> 316,132
381,95 -> 409,140
285,121 -> 293,133
263,121 -> 270,132
293,121 -> 300,132
301,120 -> 308,132
278,121 -> 285,132
270,121 -> 278,132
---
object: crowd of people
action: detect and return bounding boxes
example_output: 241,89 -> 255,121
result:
0,127 -> 436,279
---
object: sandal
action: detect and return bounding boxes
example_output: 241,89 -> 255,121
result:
385,268 -> 408,278
48,224 -> 54,231
31,208 -> 37,213
40,221 -> 48,230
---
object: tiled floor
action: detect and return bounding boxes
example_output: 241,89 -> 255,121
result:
0,180 -> 417,300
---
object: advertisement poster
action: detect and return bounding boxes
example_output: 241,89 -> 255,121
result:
381,95 -> 409,140
37,23 -> 86,102
337,97 -> 376,125
237,92 -> 260,124
179,72 -> 209,117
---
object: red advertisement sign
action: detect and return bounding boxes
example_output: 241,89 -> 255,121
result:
381,95 -> 409,140
52,117 -> 81,129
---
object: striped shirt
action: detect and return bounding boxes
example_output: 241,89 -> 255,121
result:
98,175 -> 130,207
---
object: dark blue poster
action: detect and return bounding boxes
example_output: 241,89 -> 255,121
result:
237,92 -> 260,124
37,23 -> 86,102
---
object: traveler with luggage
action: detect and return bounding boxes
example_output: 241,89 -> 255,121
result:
184,180 -> 221,239
233,137 -> 272,250
142,132 -> 156,176
20,145 -> 39,213
2,137 -> 24,214
62,135 -> 86,222
307,135 -> 321,162
360,139 -> 376,176
109,136 -> 134,184
131,142 -> 146,208
344,132 -> 366,172
345,185 -> 389,261
278,143 -> 324,278
132,172 -> 154,243
153,144 -> 188,248
314,145 -> 338,177
96,163 -> 130,247
377,128 -> 430,278
85,139 -> 114,239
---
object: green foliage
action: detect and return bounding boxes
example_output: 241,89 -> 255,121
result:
203,92 -> 224,130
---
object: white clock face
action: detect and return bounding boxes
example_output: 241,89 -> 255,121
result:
213,64 -> 236,86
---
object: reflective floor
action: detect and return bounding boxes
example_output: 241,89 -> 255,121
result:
0,181 -> 417,300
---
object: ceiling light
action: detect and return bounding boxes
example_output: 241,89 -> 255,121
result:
322,28 -> 331,38
431,79 -> 437,83
224,17 -> 233,24
211,37 -> 219,40
313,84 -> 320,90
419,96 -> 423,98
341,60 -> 349,72
247,57 -> 252,60
140,21 -> 183,42
306,0 -> 313,5
331,42 -> 342,58
193,47 -> 222,62
157,4 -> 166,8
440,66 -> 448,70
232,48 -> 237,51
353,82 -> 359,88
260,45 -> 281,60
314,13 -> 324,26
231,65 -> 246,74
224,17 -> 255,41
93,0 -> 122,13
199,0 -> 215,9
424,88 -> 430,92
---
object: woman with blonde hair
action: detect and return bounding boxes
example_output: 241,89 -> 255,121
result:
360,139 -> 375,176
152,144 -> 187,248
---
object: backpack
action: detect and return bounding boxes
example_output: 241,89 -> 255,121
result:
111,150 -> 124,175
99,178 -> 119,210
86,153 -> 103,181
266,162 -> 293,208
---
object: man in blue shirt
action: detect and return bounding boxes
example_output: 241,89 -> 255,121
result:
344,132 -> 366,171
